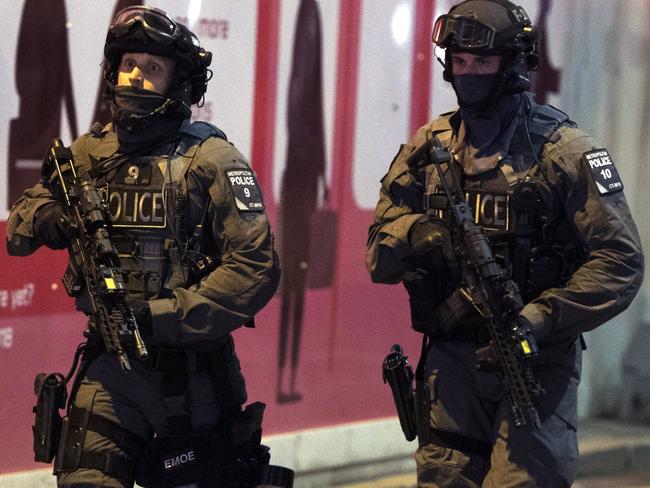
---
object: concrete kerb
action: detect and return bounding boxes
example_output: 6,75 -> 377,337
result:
577,419 -> 650,479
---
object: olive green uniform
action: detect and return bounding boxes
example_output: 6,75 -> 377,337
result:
366,99 -> 643,487
7,120 -> 280,487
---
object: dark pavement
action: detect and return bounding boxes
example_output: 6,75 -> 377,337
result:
337,419 -> 650,488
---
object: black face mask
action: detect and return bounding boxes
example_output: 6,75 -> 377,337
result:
460,94 -> 521,158
111,86 -> 175,132
110,86 -> 185,153
452,73 -> 499,108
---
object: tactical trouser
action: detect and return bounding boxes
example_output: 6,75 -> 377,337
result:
416,338 -> 582,488
56,340 -> 247,488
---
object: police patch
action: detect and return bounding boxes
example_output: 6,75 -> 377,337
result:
115,161 -> 152,185
434,187 -> 511,231
103,184 -> 166,228
583,149 -> 624,195
225,168 -> 265,211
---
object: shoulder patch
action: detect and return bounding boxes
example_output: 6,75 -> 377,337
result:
225,168 -> 265,211
583,148 -> 624,195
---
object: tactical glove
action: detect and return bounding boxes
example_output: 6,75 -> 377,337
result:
126,297 -> 153,338
408,215 -> 456,270
474,340 -> 499,372
475,316 -> 544,372
33,203 -> 74,250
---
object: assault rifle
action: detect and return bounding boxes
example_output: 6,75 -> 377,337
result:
407,135 -> 545,429
42,138 -> 148,371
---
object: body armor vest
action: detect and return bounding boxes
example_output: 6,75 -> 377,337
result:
424,94 -> 586,304
94,121 -> 225,300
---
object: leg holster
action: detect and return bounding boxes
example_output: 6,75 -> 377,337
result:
32,372 -> 67,463
54,406 -> 146,483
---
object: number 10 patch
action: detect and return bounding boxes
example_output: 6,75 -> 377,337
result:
225,168 -> 265,211
583,148 -> 624,195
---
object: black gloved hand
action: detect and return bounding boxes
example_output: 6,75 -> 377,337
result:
408,215 -> 456,270
475,341 -> 499,372
475,316 -> 543,372
125,297 -> 153,338
33,202 -> 75,250
511,315 -> 541,356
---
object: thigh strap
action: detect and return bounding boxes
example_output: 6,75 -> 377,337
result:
72,451 -> 135,483
55,406 -> 147,482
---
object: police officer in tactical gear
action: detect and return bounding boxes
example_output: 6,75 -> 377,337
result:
366,0 -> 644,486
7,6 -> 282,487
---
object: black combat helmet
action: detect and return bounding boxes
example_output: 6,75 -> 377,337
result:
432,0 -> 538,96
103,6 -> 212,108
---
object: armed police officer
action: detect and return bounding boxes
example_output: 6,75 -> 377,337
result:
7,6 -> 284,488
367,1 -> 643,486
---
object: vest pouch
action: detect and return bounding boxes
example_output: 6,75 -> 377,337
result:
32,372 -> 67,462
525,248 -> 564,300
136,430 -> 229,488
403,277 -> 447,335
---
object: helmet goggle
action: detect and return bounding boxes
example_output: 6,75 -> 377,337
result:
109,6 -> 199,48
432,14 -> 499,50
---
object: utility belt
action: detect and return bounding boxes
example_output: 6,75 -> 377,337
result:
141,338 -> 231,372
437,323 -> 492,346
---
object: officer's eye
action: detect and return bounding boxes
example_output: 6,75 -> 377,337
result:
149,63 -> 161,73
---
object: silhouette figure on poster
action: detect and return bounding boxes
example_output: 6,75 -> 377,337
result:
277,0 -> 329,404
8,0 -> 78,208
91,0 -> 143,126
530,0 -> 561,103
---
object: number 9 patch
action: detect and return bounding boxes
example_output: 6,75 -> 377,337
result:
225,168 -> 265,211
583,148 -> 624,195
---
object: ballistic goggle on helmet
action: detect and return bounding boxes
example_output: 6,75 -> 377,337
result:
432,0 -> 535,53
104,6 -> 212,104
